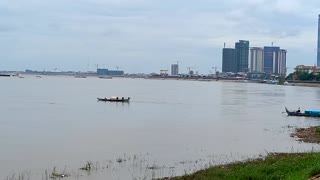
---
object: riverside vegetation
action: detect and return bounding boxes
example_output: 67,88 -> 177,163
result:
164,126 -> 320,180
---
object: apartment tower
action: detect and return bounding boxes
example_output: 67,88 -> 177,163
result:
235,40 -> 250,72
250,47 -> 264,72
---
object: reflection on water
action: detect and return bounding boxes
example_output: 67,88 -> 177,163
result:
0,76 -> 320,179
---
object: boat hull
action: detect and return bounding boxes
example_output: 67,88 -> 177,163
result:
0,74 -> 11,77
97,97 -> 130,102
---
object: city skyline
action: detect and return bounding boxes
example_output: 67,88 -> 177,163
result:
0,0 -> 319,74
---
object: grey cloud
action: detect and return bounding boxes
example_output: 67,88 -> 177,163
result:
0,0 -> 319,72
0,24 -> 17,32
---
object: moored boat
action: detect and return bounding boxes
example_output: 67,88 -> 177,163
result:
285,107 -> 320,117
0,74 -> 11,77
97,96 -> 130,102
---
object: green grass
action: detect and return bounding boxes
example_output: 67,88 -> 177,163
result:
167,152 -> 320,180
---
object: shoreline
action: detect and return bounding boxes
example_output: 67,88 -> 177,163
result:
164,126 -> 320,180
12,73 -> 320,87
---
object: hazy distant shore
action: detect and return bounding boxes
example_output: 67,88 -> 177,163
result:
5,73 -> 320,88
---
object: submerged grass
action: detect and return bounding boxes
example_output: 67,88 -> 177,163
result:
166,152 -> 320,180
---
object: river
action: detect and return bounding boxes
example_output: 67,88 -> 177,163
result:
0,76 -> 320,179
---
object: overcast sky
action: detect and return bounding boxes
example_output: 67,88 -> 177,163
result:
1,0 -> 320,74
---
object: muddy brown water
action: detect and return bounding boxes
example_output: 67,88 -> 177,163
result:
0,76 -> 320,179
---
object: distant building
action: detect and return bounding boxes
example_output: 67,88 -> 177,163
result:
222,48 -> 237,73
97,68 -> 124,76
263,47 -> 287,75
247,72 -> 270,80
317,14 -> 320,66
278,49 -> 287,76
235,40 -> 250,72
295,65 -> 320,74
250,47 -> 264,72
222,40 -> 288,75
160,70 -> 168,76
171,64 -> 179,76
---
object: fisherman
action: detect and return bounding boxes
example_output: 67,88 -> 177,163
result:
297,107 -> 301,113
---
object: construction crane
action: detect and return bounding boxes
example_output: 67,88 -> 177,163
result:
212,66 -> 221,74
95,64 -> 109,70
187,67 -> 196,75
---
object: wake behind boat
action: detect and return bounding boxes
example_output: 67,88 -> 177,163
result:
285,107 -> 320,117
97,96 -> 130,102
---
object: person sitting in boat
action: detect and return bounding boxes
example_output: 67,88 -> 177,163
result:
122,97 -> 124,100
297,107 -> 301,114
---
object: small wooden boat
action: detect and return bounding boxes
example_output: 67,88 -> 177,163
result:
97,96 -> 130,102
0,74 -> 11,77
285,107 -> 320,117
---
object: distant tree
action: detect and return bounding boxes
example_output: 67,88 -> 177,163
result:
286,73 -> 294,80
295,71 -> 310,80
278,75 -> 286,85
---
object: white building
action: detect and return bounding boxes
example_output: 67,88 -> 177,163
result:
250,47 -> 264,72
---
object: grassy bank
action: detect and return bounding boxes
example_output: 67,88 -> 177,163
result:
165,152 -> 320,180
166,126 -> 320,180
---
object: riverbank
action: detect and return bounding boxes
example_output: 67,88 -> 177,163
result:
291,83 -> 320,87
165,126 -> 320,180
145,76 -> 320,87
164,152 -> 320,180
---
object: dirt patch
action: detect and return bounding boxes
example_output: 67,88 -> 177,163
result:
291,126 -> 320,144
310,174 -> 320,180
293,83 -> 320,87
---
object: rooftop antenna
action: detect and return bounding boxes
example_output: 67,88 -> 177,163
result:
87,62 -> 89,72
224,42 -> 226,48
212,66 -> 217,74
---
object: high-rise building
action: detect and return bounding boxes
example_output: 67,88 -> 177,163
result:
97,68 -> 124,75
263,47 -> 287,75
222,48 -> 237,72
278,49 -> 287,75
317,14 -> 320,66
171,64 -> 179,76
264,46 -> 279,73
250,47 -> 264,72
235,40 -> 250,72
